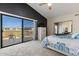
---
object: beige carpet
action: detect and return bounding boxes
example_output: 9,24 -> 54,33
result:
0,40 -> 64,56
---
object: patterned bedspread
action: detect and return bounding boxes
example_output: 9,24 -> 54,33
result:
41,35 -> 79,56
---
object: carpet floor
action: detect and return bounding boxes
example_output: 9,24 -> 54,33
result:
0,40 -> 64,56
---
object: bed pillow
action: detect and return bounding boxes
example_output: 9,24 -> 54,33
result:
72,33 -> 79,39
75,34 -> 79,39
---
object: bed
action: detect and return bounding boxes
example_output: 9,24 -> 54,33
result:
41,35 -> 79,56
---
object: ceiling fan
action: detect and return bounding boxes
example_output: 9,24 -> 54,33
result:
39,3 -> 52,10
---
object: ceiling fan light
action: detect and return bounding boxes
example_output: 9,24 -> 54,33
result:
48,3 -> 52,7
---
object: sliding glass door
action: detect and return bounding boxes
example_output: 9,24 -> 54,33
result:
1,14 -> 36,47
23,19 -> 35,42
2,15 -> 22,47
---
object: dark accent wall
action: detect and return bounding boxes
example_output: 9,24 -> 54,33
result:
0,3 -> 47,27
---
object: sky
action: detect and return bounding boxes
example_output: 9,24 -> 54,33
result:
2,15 -> 34,28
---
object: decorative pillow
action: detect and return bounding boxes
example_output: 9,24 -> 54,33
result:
72,33 -> 79,39
75,34 -> 79,39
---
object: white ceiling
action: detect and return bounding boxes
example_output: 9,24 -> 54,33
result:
27,3 -> 79,19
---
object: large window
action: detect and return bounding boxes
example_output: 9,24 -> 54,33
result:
23,19 -> 35,42
54,21 -> 72,35
0,14 -> 36,47
2,15 -> 22,47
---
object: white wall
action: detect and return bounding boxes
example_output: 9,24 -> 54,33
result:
47,12 -> 79,35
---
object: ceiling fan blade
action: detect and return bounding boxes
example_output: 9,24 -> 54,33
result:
39,3 -> 47,6
39,3 -> 52,10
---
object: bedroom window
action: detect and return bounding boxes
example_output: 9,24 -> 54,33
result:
2,15 -> 22,47
54,23 -> 58,34
54,21 -> 72,35
23,19 -> 35,42
0,14 -> 37,48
